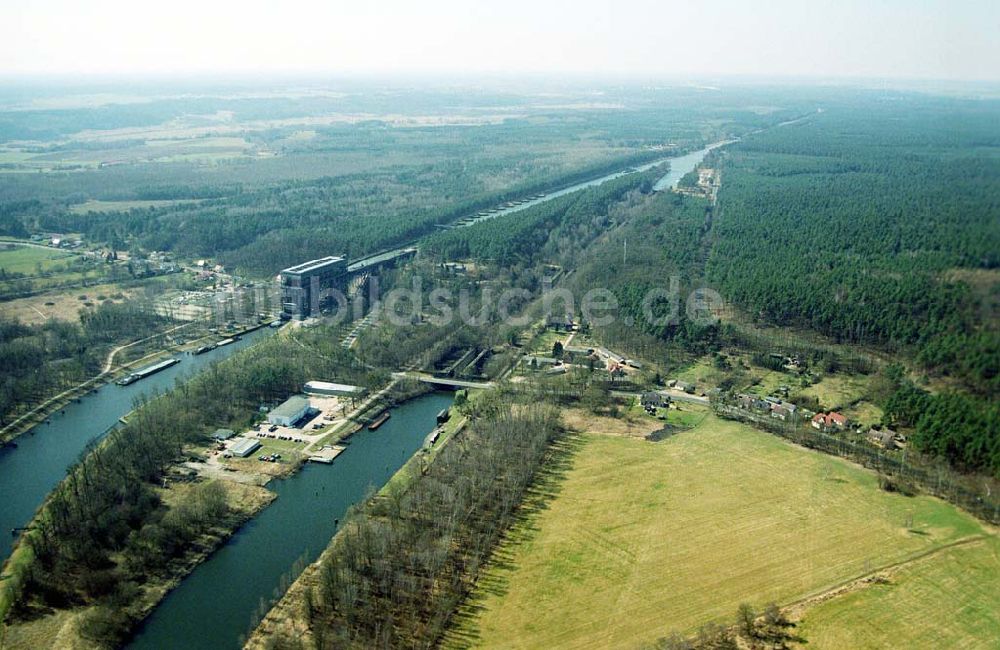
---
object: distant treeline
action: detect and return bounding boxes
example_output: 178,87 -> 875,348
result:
16,151 -> 663,279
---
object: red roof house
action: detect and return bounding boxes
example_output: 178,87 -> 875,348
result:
812,411 -> 848,431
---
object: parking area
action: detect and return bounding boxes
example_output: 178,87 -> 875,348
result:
189,394 -> 354,479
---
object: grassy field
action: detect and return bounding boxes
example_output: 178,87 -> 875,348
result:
69,198 -> 203,214
255,436 -> 308,458
796,537 -> 1000,648
673,355 -> 728,390
0,244 -> 73,275
530,330 -> 569,356
2,282 -> 133,324
446,414 -> 992,649
842,399 -> 884,428
797,373 -> 871,411
663,405 -> 708,428
673,352 -> 798,397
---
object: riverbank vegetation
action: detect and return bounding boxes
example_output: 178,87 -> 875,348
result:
0,327 -> 380,646
2,480 -> 274,650
0,300 -> 169,428
249,393 -> 561,649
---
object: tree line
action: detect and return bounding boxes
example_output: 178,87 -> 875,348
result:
0,301 -> 168,425
274,395 -> 561,649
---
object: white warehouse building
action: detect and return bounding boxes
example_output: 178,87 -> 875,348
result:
268,395 -> 311,427
304,381 -> 364,397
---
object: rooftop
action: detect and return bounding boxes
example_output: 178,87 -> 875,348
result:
304,381 -> 363,394
271,395 -> 310,418
347,247 -> 416,273
281,256 -> 346,276
230,438 -> 261,456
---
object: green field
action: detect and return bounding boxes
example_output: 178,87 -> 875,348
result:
797,373 -> 871,411
0,244 -> 73,274
69,198 -> 203,214
447,414 -> 992,649
530,330 -> 569,356
797,537 -> 1000,649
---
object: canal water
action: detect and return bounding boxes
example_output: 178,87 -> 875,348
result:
0,327 -> 274,567
650,139 -> 736,192
128,391 -> 454,650
463,139 -> 735,228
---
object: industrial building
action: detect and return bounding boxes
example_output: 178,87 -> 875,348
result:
211,428 -> 235,441
268,395 -> 311,427
304,380 -> 364,397
230,438 -> 261,458
280,256 -> 348,320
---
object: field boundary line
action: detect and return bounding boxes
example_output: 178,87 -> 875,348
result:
782,534 -> 989,619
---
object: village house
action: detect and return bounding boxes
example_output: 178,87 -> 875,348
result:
736,393 -> 770,412
674,381 -> 696,394
523,355 -> 560,370
812,411 -> 848,432
641,392 -> 671,409
546,314 -> 576,331
867,427 -> 907,450
770,402 -> 798,421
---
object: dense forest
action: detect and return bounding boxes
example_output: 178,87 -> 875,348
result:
567,190 -> 723,356
0,302 -> 167,425
709,103 -> 999,389
425,168 -> 657,266
708,101 -> 1000,474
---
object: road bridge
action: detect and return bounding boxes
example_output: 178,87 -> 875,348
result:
392,372 -> 495,390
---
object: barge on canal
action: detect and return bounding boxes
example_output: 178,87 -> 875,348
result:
116,358 -> 181,386
368,412 -> 391,430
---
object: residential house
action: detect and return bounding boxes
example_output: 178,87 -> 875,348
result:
812,411 -> 848,431
867,427 -> 907,450
770,402 -> 798,421
641,392 -> 671,409
675,381 -> 696,394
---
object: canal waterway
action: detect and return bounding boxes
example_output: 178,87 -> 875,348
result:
127,391 -> 454,650
0,327 -> 275,566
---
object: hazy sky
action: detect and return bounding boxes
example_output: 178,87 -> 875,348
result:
2,0 -> 998,80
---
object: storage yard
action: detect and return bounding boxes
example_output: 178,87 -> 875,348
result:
183,388 -> 368,484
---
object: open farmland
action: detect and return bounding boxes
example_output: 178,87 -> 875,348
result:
1,282 -> 134,324
795,536 -> 1000,648
0,243 -> 73,275
446,414 -> 993,649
